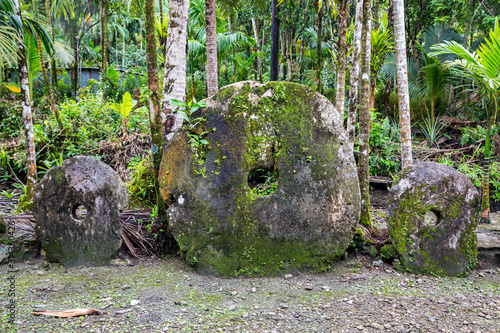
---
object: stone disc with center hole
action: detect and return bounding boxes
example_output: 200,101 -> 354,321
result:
387,162 -> 480,277
159,81 -> 360,277
33,156 -> 128,266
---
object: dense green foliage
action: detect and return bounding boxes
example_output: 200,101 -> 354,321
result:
0,0 -> 499,211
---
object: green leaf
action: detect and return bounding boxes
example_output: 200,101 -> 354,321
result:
169,99 -> 188,108
120,92 -> 133,119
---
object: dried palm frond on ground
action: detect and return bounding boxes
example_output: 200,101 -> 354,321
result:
2,210 -> 157,259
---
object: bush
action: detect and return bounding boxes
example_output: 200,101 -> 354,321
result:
127,154 -> 156,207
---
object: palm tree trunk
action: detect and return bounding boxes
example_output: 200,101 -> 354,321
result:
139,18 -> 143,52
373,0 -> 380,30
205,0 -> 218,97
122,22 -> 126,69
316,5 -> 322,93
72,28 -> 80,98
270,0 -> 280,81
34,0 -> 60,127
358,0 -> 372,228
161,0 -> 190,140
252,17 -> 263,83
482,111 -> 491,222
370,74 -> 377,111
394,0 -> 413,169
159,0 -> 163,23
115,28 -> 118,69
37,38 -> 61,128
101,0 -> 108,100
45,0 -> 58,97
15,0 -> 37,200
346,0 -> 363,151
335,0 -> 348,117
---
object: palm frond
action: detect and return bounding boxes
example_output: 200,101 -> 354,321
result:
53,40 -> 74,66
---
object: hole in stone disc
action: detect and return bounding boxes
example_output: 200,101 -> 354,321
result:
72,204 -> 87,220
424,209 -> 441,228
248,167 -> 278,196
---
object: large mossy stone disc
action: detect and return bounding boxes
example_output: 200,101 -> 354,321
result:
159,81 -> 360,277
34,156 -> 128,266
387,162 -> 480,277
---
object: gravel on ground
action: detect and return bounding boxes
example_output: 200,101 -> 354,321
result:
1,254 -> 499,333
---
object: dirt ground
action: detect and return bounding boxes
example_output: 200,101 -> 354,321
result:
1,185 -> 500,332
0,254 -> 499,333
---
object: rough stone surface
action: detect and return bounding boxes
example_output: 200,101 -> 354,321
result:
159,81 -> 360,277
387,162 -> 480,276
33,156 -> 128,266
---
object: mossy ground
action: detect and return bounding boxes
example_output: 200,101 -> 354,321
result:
1,255 -> 499,332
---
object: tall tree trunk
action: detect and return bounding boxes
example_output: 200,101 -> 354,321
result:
270,0 -> 280,81
72,28 -> 79,98
252,17 -> 263,83
388,0 -> 394,30
159,0 -> 163,23
482,109 -> 492,222
281,30 -> 287,80
346,0 -> 363,151
335,0 -> 348,117
205,0 -> 218,97
37,38 -> 61,128
394,0 -> 412,169
373,0 -> 380,30
161,0 -> 190,141
139,18 -> 143,52
122,22 -> 126,69
316,5 -> 322,93
15,0 -> 37,200
45,0 -> 58,97
145,0 -> 170,251
358,0 -> 372,228
370,74 -> 377,111
115,28 -> 118,69
101,0 -> 108,100
34,0 -> 60,127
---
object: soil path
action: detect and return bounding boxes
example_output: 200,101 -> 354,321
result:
1,255 -> 499,333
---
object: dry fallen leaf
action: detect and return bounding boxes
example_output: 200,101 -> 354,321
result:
32,308 -> 103,318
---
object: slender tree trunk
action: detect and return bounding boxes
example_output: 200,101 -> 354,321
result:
45,0 -> 58,97
205,0 -> 218,96
37,39 -> 61,128
159,0 -> 163,23
115,28 -> 118,69
373,0 -> 380,30
346,0 -> 363,151
358,0 -> 372,228
161,0 -> 190,141
316,5 -> 322,93
34,1 -> 60,127
270,0 -> 280,81
281,30 -> 287,80
140,18 -> 143,52
335,0 -> 348,117
394,0 -> 412,169
482,110 -> 492,222
122,22 -> 126,68
101,0 -> 108,100
388,0 -> 394,31
370,74 -> 377,111
145,0 -> 171,250
72,29 -> 80,98
15,0 -> 37,200
252,17 -> 263,83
